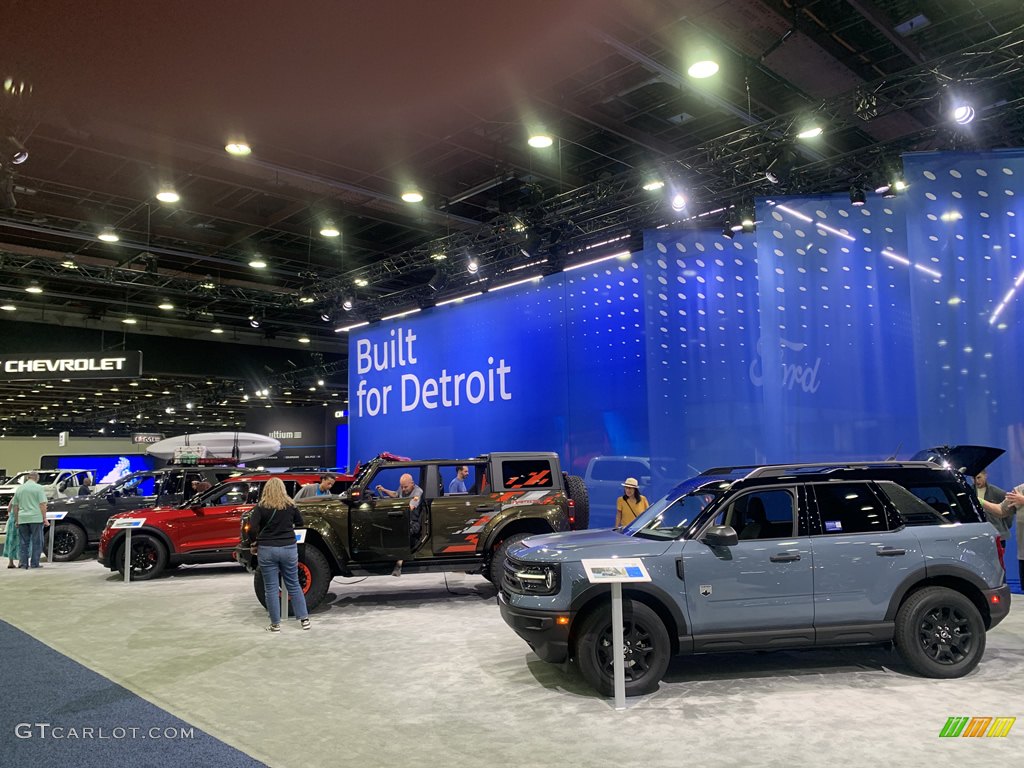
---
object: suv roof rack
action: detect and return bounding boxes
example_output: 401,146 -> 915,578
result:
702,461 -> 943,479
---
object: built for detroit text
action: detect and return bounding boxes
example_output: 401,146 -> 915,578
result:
354,328 -> 512,417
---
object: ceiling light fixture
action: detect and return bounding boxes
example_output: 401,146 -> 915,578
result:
849,186 -> 866,206
671,193 -> 686,212
298,336 -> 310,344
687,59 -> 719,79
320,224 -> 340,237
796,125 -> 823,139
642,179 -> 665,191
97,229 -> 119,242
156,188 -> 180,203
354,278 -> 368,287
4,136 -> 28,164
401,189 -> 424,203
211,327 -> 224,334
341,295 -> 354,311
467,258 -> 479,274
225,142 -> 251,156
25,282 -> 42,294
527,132 -> 554,148
0,304 -> 15,311
158,300 -> 174,310
122,317 -> 137,325
952,102 -> 975,125
299,295 -> 315,304
249,257 -> 267,269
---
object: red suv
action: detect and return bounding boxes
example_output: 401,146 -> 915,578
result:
98,472 -> 331,580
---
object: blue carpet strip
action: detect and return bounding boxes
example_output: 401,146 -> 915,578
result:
0,619 -> 266,768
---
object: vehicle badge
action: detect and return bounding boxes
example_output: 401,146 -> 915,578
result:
700,584 -> 712,597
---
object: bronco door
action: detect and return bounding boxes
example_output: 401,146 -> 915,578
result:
348,465 -> 418,561
429,463 -> 493,555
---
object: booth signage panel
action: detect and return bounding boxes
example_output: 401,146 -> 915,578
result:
132,432 -> 164,444
0,351 -> 143,381
581,558 -> 651,583
111,518 -> 146,529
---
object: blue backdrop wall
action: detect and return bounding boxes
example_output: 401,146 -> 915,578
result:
349,149 -> 1024,585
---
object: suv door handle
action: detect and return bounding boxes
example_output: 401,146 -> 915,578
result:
769,552 -> 801,563
475,505 -> 497,512
387,510 -> 404,518
876,547 -> 906,556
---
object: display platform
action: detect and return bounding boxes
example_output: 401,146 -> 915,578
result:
0,558 -> 1020,767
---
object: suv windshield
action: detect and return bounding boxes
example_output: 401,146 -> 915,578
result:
624,476 -> 733,539
9,471 -> 61,485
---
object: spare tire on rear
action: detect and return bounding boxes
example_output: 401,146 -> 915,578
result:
564,474 -> 590,530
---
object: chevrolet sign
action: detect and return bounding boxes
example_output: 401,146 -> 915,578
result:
0,352 -> 143,381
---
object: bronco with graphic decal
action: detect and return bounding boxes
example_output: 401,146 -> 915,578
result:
237,452 -> 589,612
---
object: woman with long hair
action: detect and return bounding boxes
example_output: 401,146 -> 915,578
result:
615,477 -> 649,528
249,476 -> 311,632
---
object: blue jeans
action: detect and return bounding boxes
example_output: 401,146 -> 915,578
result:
18,523 -> 44,568
258,544 -> 308,624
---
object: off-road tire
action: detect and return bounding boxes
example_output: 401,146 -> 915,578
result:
575,599 -> 670,697
564,474 -> 590,530
253,546 -> 332,615
487,532 -> 530,584
894,586 -> 986,678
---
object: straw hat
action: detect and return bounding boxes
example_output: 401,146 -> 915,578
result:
622,477 -> 639,489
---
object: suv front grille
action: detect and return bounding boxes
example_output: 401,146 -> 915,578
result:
503,557 -> 560,596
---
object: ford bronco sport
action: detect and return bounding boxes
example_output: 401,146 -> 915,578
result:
499,453 -> 1011,696
237,452 -> 589,613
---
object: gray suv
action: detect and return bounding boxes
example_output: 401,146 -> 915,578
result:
499,455 -> 1011,696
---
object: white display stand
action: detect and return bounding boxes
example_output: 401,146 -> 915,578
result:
44,510 -> 68,563
580,558 -> 652,710
111,518 -> 147,583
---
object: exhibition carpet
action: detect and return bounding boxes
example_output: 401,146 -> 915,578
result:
0,619 -> 265,768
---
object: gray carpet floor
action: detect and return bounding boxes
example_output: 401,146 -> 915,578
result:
0,555 -> 1021,767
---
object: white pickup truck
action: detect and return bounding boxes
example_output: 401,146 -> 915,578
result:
0,469 -> 99,534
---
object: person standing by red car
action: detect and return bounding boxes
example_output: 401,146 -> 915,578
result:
249,477 -> 311,632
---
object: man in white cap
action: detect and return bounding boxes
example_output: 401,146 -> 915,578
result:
616,477 -> 649,528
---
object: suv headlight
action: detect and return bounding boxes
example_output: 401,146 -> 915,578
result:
505,561 -> 560,596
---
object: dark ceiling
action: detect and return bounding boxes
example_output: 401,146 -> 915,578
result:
1,0 -> 1022,436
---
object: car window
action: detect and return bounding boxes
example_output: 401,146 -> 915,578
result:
588,459 -> 649,482
438,464 -> 483,495
812,482 -> 890,535
369,467 -> 424,498
879,481 -> 980,525
498,458 -> 554,489
121,474 -> 157,496
205,482 -> 252,506
625,489 -> 723,539
713,489 -> 796,540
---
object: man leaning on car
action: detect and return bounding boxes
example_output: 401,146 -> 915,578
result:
998,484 -> 1023,587
293,473 -> 336,501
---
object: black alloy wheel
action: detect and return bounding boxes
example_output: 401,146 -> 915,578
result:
894,586 -> 986,678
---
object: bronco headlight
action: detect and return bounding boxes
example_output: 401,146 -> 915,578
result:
507,563 -> 560,595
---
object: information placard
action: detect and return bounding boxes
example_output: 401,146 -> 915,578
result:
580,558 -> 651,584
111,518 -> 146,529
295,528 -> 307,544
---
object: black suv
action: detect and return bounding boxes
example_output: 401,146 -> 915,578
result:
500,449 -> 1011,696
238,451 -> 589,612
47,465 -> 249,561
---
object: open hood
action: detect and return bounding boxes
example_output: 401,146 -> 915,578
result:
910,445 -> 1005,477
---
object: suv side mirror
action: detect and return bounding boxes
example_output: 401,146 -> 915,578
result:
703,525 -> 738,547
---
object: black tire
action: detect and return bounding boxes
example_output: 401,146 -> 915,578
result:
564,474 -> 590,530
253,546 -> 332,615
575,599 -> 670,697
894,586 -> 986,678
116,533 -> 168,581
487,532 -> 530,584
52,522 -> 87,561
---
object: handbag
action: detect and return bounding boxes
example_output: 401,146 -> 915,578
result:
249,507 -> 278,556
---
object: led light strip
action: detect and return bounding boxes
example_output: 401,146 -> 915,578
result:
436,291 -> 483,307
989,267 -> 1024,325
563,251 -> 631,272
489,275 -> 543,292
334,321 -> 369,333
380,308 -> 422,322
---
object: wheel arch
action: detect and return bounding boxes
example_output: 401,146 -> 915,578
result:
568,584 -> 687,657
302,525 -> 348,576
109,526 -> 175,562
886,567 -> 995,628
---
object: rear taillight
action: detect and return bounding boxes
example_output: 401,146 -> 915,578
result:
567,497 -> 575,526
995,535 -> 1006,572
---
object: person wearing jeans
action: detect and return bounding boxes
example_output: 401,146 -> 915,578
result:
10,471 -> 48,570
248,477 -> 311,631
